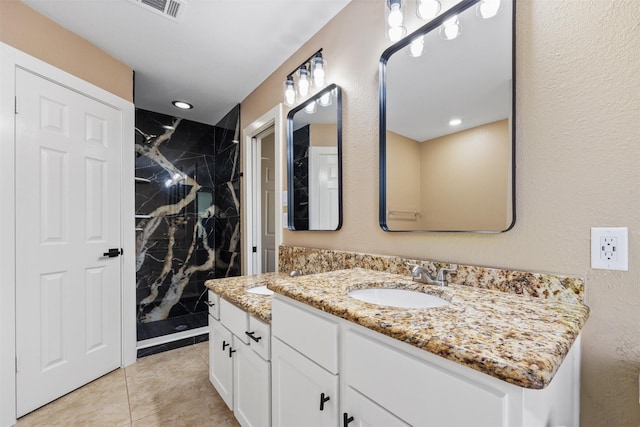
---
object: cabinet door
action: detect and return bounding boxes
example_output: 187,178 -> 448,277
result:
235,341 -> 271,427
343,387 -> 410,427
210,319 -> 234,410
272,338 -> 338,427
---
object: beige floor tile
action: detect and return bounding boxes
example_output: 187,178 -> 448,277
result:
16,368 -> 131,427
125,345 -> 225,422
193,341 -> 209,365
131,382 -> 240,427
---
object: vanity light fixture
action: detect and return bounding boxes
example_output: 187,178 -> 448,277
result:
297,66 -> 310,97
386,0 -> 407,42
416,0 -> 441,20
310,53 -> 326,88
477,0 -> 501,18
304,101 -> 317,114
449,118 -> 462,126
440,14 -> 461,40
317,91 -> 333,107
284,77 -> 296,106
172,100 -> 193,110
409,35 -> 425,57
283,48 -> 327,106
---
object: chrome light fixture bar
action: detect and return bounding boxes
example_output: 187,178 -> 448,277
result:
283,48 -> 326,106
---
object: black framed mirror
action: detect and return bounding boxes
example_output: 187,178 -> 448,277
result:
287,84 -> 342,231
380,0 -> 515,232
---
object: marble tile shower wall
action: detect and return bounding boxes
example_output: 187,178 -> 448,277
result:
134,106 -> 241,337
292,125 -> 310,230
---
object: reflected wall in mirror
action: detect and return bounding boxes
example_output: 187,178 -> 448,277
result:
380,0 -> 515,232
287,84 -> 342,231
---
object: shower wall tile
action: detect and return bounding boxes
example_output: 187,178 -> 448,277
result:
135,105 -> 241,339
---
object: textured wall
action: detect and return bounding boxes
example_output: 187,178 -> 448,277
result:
0,0 -> 132,101
241,0 -> 640,424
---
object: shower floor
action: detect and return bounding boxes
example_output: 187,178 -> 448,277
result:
136,311 -> 208,342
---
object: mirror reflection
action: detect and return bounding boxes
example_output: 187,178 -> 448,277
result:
380,0 -> 514,232
287,84 -> 342,231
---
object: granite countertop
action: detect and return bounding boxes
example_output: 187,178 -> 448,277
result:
205,267 -> 589,390
204,272 -> 287,324
265,268 -> 590,390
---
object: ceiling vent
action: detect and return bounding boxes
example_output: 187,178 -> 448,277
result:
129,0 -> 185,22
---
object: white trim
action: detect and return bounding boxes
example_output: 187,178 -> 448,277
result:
136,326 -> 209,350
242,105 -> 284,275
0,42 -> 135,427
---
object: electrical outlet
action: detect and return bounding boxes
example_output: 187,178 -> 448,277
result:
591,227 -> 628,271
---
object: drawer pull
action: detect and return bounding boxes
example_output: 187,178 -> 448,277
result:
343,413 -> 354,426
228,347 -> 236,358
222,340 -> 230,351
245,331 -> 262,343
207,301 -> 215,307
319,393 -> 330,411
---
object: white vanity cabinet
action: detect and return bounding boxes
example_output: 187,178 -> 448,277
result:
209,297 -> 271,427
271,295 -> 581,427
271,297 -> 339,427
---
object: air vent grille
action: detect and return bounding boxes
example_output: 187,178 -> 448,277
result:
129,0 -> 185,22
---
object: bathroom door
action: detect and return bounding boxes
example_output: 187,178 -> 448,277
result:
14,68 -> 122,416
308,146 -> 339,230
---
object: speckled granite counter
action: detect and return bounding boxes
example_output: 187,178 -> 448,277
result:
266,268 -> 590,390
204,272 -> 287,324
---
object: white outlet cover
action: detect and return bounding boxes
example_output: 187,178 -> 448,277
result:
591,227 -> 628,271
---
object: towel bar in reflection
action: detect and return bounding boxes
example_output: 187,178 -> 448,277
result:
387,210 -> 421,218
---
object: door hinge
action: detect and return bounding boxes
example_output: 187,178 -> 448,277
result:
15,356 -> 19,373
14,96 -> 19,114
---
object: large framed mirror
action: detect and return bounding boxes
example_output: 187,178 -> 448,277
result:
380,0 -> 515,232
287,84 -> 342,231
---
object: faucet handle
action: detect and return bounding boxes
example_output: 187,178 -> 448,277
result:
435,266 -> 457,281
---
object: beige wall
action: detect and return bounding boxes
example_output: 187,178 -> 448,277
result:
309,123 -> 338,148
0,0 -> 133,101
420,119 -> 510,230
242,0 -> 640,424
385,131 -> 422,228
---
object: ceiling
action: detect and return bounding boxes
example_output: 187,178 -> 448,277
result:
22,0 -> 352,126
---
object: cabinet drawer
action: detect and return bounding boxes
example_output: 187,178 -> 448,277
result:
220,298 -> 249,344
272,297 -> 339,374
208,290 -> 220,320
344,330 -> 509,427
247,315 -> 271,361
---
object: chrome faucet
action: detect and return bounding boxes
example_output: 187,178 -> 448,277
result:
411,265 -> 456,288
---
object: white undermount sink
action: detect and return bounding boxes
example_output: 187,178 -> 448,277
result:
348,288 -> 449,309
246,285 -> 274,295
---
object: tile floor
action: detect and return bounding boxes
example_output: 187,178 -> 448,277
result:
15,342 -> 240,427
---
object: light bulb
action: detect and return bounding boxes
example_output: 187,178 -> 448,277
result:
297,67 -> 310,97
477,0 -> 500,18
284,78 -> 295,106
304,102 -> 317,114
388,26 -> 406,42
409,36 -> 424,57
317,92 -> 332,107
417,0 -> 441,20
388,3 -> 403,27
440,15 -> 460,40
311,56 -> 326,88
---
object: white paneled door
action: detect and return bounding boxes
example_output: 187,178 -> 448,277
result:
14,68 -> 122,417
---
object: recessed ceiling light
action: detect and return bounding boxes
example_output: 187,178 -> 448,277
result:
172,100 -> 193,110
449,118 -> 462,126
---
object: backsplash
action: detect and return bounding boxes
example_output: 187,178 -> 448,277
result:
278,245 -> 584,304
